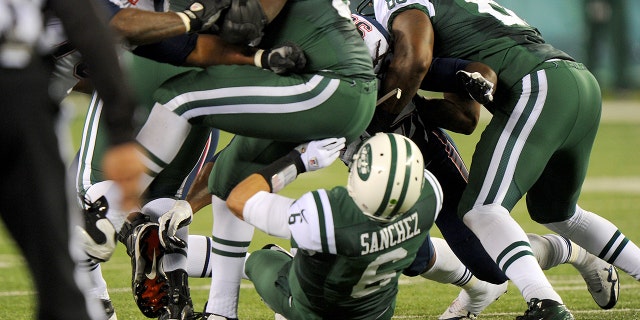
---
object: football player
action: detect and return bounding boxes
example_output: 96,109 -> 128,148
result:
350,12 -> 620,319
229,133 -> 440,319
72,0 -> 376,318
367,0 -> 640,318
57,0 -> 305,319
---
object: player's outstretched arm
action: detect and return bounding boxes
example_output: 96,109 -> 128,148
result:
227,137 -> 345,217
110,9 -> 192,45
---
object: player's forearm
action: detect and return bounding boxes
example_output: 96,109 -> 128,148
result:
110,9 -> 187,45
384,10 -> 432,115
381,56 -> 426,114
185,162 -> 214,213
416,94 -> 480,135
227,174 -> 271,219
184,34 -> 256,67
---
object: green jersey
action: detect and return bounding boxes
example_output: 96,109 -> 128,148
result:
279,172 -> 441,319
374,0 -> 573,89
260,0 -> 375,79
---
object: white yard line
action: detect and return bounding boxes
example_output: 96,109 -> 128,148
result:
599,100 -> 640,123
583,177 -> 640,193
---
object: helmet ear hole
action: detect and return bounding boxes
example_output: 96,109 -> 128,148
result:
347,133 -> 425,223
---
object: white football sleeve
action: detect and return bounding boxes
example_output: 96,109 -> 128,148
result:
243,191 -> 295,239
288,190 -> 337,254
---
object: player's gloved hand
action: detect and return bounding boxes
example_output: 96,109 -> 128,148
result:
158,200 -> 193,251
255,42 -> 306,74
176,0 -> 231,33
295,137 -> 346,172
219,0 -> 267,45
456,70 -> 494,105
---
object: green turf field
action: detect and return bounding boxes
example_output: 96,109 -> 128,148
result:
1,95 -> 639,319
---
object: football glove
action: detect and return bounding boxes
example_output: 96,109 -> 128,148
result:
255,42 -> 306,74
219,0 -> 267,45
295,137 -> 346,172
158,200 -> 192,251
456,70 -> 494,105
177,0 -> 231,33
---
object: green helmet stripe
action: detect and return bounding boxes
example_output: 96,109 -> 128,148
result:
373,133 -> 398,218
388,138 -> 413,218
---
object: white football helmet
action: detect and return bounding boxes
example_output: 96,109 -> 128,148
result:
347,133 -> 425,222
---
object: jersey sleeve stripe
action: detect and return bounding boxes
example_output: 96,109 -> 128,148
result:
312,190 -> 337,254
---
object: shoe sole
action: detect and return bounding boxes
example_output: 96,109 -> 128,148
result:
132,223 -> 168,318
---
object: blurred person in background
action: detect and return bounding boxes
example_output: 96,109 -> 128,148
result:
583,0 -> 632,92
0,0 -> 143,318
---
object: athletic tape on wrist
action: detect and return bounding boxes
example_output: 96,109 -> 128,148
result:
256,150 -> 306,192
175,12 -> 191,33
254,49 -> 265,68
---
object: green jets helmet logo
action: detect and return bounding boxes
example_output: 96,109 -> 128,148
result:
356,143 -> 372,181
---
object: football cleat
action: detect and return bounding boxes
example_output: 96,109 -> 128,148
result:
577,257 -> 619,309
158,269 -> 195,320
77,196 -> 117,262
456,70 -> 494,105
128,222 -> 169,318
516,298 -> 574,320
439,281 -> 507,320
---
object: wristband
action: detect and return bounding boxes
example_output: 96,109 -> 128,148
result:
175,12 -> 192,33
254,49 -> 265,68
256,150 -> 306,192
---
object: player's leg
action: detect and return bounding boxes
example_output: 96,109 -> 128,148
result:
526,62 -> 640,301
243,245 -> 310,320
203,137 -> 293,319
417,237 -> 507,319
76,53 -> 200,243
75,54 -> 207,318
424,128 -> 507,284
177,130 -> 220,202
459,68 -> 571,316
136,65 -> 376,188
528,233 -> 620,309
544,206 -> 640,281
119,126 -> 215,318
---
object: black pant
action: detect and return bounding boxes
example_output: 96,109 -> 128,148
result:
0,57 -> 94,319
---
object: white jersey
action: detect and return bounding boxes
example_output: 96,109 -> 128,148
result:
351,13 -> 390,74
373,0 -> 435,32
0,0 -> 51,68
50,0 -> 168,102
